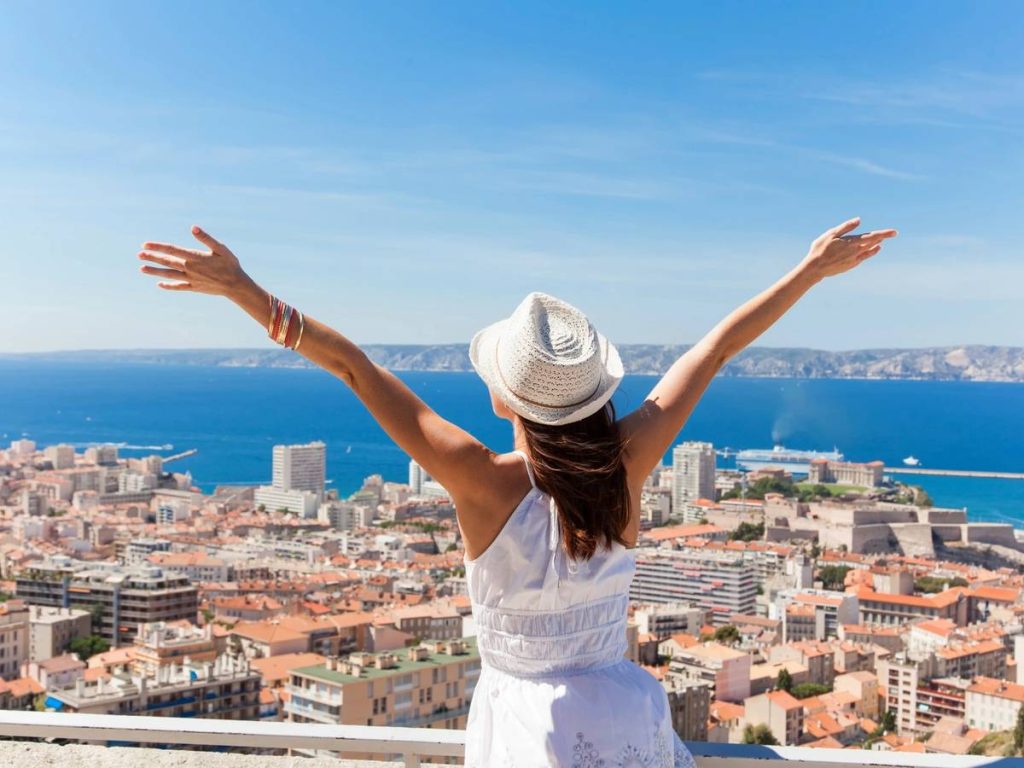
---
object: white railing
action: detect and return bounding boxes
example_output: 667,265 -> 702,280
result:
1,710 -> 1023,768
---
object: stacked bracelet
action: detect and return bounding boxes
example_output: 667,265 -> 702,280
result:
267,295 -> 306,351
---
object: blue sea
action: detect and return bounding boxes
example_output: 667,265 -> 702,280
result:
1,360 -> 1023,527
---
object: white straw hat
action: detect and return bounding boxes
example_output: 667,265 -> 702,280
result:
469,292 -> 623,426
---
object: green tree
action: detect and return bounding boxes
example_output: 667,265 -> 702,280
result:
742,724 -> 779,745
776,667 -> 793,693
713,625 -> 740,645
817,565 -> 851,591
1014,704 -> 1024,754
791,682 -> 831,699
729,522 -> 765,542
880,709 -> 896,733
68,634 -> 110,660
445,542 -> 459,553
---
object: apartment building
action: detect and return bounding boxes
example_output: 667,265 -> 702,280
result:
0,600 -> 30,680
671,441 -> 716,512
15,558 -> 199,646
966,677 -> 1024,733
854,586 -> 968,626
631,549 -> 757,624
27,605 -> 91,662
667,643 -> 752,703
286,637 -> 481,756
632,602 -> 706,640
662,676 -> 712,742
775,589 -> 859,643
744,690 -> 804,746
50,654 -> 260,721
132,621 -> 219,672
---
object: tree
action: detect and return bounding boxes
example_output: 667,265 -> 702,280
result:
817,565 -> 851,591
791,682 -> 831,699
880,709 -> 896,734
1014,703 -> 1024,754
729,522 -> 765,542
68,634 -> 110,660
776,667 -> 793,693
713,625 -> 740,645
742,724 -> 779,745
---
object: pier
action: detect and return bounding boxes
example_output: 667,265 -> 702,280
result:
885,466 -> 1024,480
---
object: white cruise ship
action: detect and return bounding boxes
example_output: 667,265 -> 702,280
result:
735,444 -> 844,475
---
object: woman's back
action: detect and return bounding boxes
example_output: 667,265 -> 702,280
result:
464,451 -> 694,767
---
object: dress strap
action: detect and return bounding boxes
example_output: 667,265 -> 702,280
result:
512,450 -> 537,490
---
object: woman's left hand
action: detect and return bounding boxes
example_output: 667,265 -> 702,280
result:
138,226 -> 253,297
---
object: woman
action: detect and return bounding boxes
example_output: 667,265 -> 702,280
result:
138,217 -> 896,766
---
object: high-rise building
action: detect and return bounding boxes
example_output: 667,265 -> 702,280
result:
408,459 -> 425,495
44,444 -> 76,470
255,442 -> 326,517
671,442 -> 716,512
273,442 -> 326,495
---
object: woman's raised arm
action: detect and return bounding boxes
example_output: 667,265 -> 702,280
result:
619,217 -> 897,482
138,226 -> 493,500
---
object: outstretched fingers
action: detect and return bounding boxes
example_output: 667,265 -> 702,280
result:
158,280 -> 193,291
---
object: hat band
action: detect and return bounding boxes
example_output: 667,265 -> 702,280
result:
494,333 -> 604,411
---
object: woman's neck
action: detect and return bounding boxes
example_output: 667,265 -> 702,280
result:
512,418 -> 529,455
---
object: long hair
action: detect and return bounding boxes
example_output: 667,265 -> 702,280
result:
519,401 -> 631,561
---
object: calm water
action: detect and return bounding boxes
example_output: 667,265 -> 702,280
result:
1,361 -> 1023,526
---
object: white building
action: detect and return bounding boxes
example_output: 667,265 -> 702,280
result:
254,486 -> 320,517
273,442 -> 326,495
44,444 -> 76,470
967,677 -> 1024,732
9,439 -> 37,459
409,459 -> 426,495
671,442 -> 716,512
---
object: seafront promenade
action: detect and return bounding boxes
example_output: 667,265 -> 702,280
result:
887,467 -> 1024,480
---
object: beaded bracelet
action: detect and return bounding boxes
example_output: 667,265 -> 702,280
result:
267,295 -> 305,351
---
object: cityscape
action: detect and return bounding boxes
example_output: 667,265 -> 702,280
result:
2,436 -> 1024,759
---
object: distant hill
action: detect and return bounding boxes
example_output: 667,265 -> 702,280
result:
4,344 -> 1024,382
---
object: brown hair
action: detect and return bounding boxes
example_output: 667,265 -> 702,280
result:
519,402 -> 631,561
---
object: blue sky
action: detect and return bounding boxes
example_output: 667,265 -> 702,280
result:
2,1 -> 1021,352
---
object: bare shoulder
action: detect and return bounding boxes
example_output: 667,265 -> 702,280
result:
453,450 -> 535,561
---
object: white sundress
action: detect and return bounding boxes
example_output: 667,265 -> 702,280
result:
464,450 -> 696,768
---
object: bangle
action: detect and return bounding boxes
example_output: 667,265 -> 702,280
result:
267,295 -> 304,351
294,311 -> 306,351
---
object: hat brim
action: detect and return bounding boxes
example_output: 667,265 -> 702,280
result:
469,319 -> 624,426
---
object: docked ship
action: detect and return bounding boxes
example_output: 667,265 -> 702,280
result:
735,444 -> 844,475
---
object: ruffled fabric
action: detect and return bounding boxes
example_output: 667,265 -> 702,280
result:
475,594 -> 629,677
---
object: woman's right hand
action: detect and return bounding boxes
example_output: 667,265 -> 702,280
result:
801,217 -> 898,281
138,225 -> 254,298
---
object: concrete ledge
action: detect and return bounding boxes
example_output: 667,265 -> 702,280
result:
0,742 -> 457,768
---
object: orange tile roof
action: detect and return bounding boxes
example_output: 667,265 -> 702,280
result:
250,652 -> 327,684
766,690 -> 803,710
6,677 -> 44,697
710,700 -> 745,721
968,676 -> 1024,703
971,586 -> 1020,603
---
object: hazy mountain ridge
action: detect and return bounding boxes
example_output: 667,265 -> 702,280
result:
4,345 -> 1024,382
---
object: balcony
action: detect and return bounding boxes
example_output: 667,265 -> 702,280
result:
1,711 -> 1021,768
